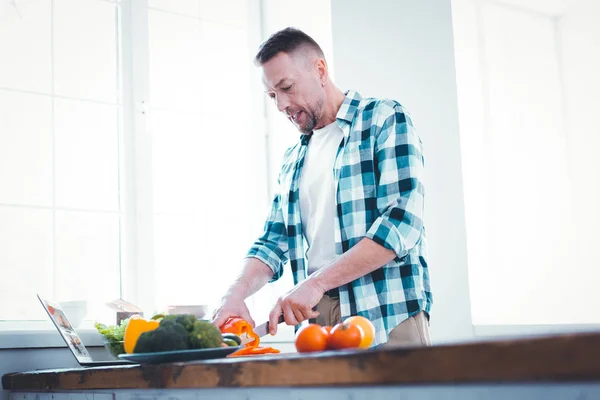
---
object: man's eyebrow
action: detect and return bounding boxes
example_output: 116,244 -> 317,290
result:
264,78 -> 289,93
274,78 -> 289,88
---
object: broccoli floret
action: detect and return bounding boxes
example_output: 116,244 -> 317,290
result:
161,314 -> 197,333
133,320 -> 189,353
189,320 -> 224,349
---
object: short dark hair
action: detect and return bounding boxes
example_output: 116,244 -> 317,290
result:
255,27 -> 324,65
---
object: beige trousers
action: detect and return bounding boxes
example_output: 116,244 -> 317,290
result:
315,295 -> 431,348
385,310 -> 431,348
315,294 -> 342,327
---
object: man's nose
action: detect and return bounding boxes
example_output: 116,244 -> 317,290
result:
275,96 -> 288,113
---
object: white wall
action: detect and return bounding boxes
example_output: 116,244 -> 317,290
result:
452,0 -> 573,326
330,0 -> 473,344
559,0 -> 600,292
452,0 -> 600,331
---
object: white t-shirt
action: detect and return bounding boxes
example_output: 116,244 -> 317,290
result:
299,121 -> 344,273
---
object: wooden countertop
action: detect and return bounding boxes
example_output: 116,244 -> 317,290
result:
4,332 -> 600,391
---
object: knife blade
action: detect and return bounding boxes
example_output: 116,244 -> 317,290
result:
252,314 -> 285,339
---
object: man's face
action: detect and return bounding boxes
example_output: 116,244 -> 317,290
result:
261,51 -> 324,134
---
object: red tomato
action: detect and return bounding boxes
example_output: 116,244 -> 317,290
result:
295,324 -> 329,353
328,322 -> 363,349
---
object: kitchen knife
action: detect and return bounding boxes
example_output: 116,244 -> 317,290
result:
252,314 -> 285,339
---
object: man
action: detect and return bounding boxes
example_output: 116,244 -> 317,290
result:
212,27 -> 432,347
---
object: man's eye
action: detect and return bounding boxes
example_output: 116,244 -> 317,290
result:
282,85 -> 292,91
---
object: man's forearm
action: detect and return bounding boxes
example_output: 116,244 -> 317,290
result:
307,237 -> 397,293
223,257 -> 275,300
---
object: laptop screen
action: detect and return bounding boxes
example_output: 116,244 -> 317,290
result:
37,294 -> 94,364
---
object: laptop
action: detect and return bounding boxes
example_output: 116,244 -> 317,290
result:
37,294 -> 136,367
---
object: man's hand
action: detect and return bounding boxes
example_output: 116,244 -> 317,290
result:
211,295 -> 255,329
210,258 -> 275,329
268,278 -> 325,335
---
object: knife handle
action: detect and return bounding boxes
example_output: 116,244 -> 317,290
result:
267,314 -> 285,330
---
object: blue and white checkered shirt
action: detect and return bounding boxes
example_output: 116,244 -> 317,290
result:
246,90 -> 432,346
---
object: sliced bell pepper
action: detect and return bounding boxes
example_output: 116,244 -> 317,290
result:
123,315 -> 160,354
220,317 -> 281,356
228,345 -> 281,357
220,317 -> 260,348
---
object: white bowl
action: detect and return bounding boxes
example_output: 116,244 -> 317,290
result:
165,305 -> 208,318
60,300 -> 88,329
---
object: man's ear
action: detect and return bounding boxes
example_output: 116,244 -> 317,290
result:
315,58 -> 328,84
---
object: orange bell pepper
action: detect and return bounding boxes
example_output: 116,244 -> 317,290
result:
220,317 -> 281,356
220,317 -> 260,348
228,346 -> 281,357
123,315 -> 160,354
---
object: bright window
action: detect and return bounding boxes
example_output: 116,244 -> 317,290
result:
0,0 -> 333,342
0,0 -> 122,324
145,0 -> 265,311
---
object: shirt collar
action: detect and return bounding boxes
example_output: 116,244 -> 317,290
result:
300,90 -> 362,145
336,90 -> 362,123
336,90 -> 362,124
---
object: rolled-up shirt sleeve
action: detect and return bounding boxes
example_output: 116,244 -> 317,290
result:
365,103 -> 425,260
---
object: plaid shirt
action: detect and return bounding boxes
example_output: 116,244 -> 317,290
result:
246,90 -> 432,346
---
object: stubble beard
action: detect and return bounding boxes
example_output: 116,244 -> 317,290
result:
299,97 -> 323,134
